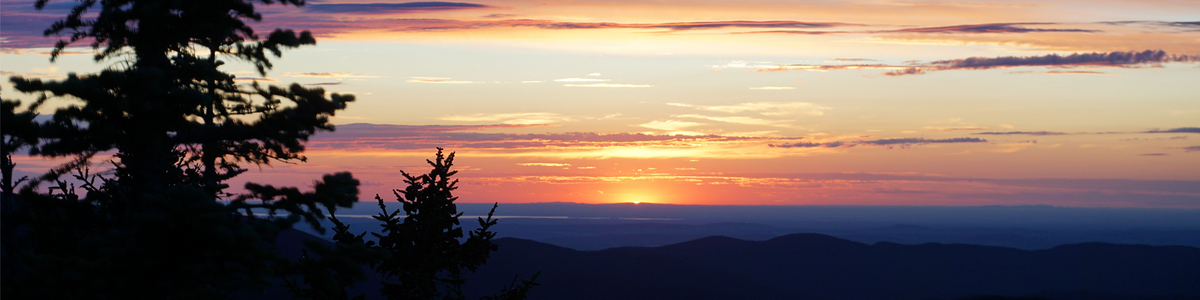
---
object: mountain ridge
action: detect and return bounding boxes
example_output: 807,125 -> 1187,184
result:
464,233 -> 1200,300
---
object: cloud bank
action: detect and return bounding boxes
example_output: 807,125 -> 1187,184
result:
770,137 -> 987,148
758,50 -> 1200,76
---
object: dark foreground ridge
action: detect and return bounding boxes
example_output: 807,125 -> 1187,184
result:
459,233 -> 1200,300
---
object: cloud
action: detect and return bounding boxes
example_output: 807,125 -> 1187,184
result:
482,13 -> 519,18
756,64 -> 910,72
563,83 -> 652,88
305,123 -> 780,153
639,120 -> 704,131
1163,21 -> 1200,30
675,114 -> 789,127
861,137 -> 988,146
771,137 -> 986,148
0,71 -> 65,79
887,23 -> 1098,34
326,123 -> 554,136
554,78 -> 610,82
282,72 -> 380,78
1145,127 -> 1200,134
1183,146 -> 1200,152
1040,70 -> 1113,75
831,58 -> 877,62
336,19 -> 861,33
877,1 -> 1050,9
736,22 -> 1097,36
304,2 -> 490,14
925,126 -> 989,132
233,77 -> 278,82
769,141 -> 849,148
761,50 -> 1200,77
486,20 -> 859,31
304,82 -> 343,86
440,112 -> 572,124
975,131 -> 1069,136
407,77 -> 478,84
669,102 -> 830,116
517,163 -> 571,167
1104,21 -> 1200,32
883,67 -> 926,76
1138,153 -> 1169,156
926,50 -> 1198,71
749,86 -> 795,90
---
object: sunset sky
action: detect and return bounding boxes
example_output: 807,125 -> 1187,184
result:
2,0 -> 1198,207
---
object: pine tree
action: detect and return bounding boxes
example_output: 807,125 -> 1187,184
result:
330,149 -> 539,300
2,0 -> 361,298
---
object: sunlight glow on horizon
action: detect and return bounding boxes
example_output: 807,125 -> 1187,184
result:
2,0 -> 1197,207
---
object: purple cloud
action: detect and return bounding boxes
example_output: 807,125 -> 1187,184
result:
309,123 -> 778,150
770,137 -> 985,148
1145,127 -> 1200,134
762,50 -> 1200,77
888,23 -> 1098,34
304,2 -> 490,14
860,137 -> 988,146
975,131 -> 1069,136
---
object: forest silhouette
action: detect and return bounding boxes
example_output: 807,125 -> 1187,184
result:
1,0 -> 534,299
4,1 -> 1200,300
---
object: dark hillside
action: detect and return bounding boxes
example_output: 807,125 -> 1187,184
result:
463,234 -> 1200,300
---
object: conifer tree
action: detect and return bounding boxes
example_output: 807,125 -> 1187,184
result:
2,0 -> 362,298
330,149 -> 539,300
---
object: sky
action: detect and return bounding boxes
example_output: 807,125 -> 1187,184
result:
2,0 -> 1198,207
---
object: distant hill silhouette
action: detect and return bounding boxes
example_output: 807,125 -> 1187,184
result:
463,233 -> 1200,300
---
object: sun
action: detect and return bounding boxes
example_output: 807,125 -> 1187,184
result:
620,193 -> 657,204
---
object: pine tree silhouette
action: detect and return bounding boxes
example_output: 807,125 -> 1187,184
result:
2,0 -> 361,298
329,149 -> 539,300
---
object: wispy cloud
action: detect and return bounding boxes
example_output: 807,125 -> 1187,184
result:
1040,70 -> 1113,75
407,77 -> 478,84
1103,21 -> 1200,32
282,72 -> 380,78
675,114 -> 790,127
304,123 -> 792,160
517,163 -> 572,167
639,120 -> 704,131
862,137 -> 988,146
976,131 -> 1069,136
0,70 -> 65,79
304,2 -> 491,14
926,50 -> 1195,70
563,83 -> 652,88
877,1 -> 1051,9
749,86 -> 795,90
554,78 -> 610,82
464,20 -> 861,31
440,112 -> 572,124
757,50 -> 1200,76
1145,127 -> 1200,134
669,102 -> 830,116
887,23 -> 1098,34
770,137 -> 987,148
233,77 -> 278,82
736,22 -> 1097,36
925,126 -> 989,132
